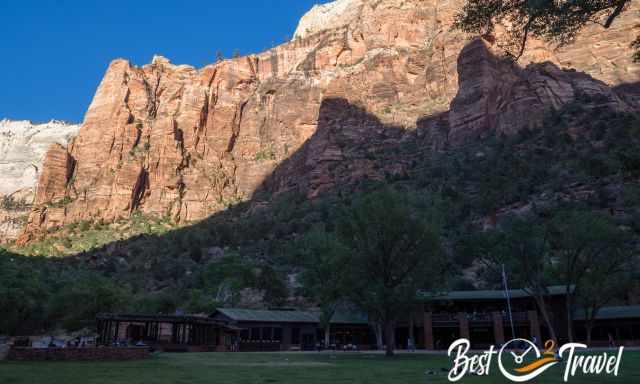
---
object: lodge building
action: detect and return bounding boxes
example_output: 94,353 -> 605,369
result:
97,286 -> 640,351
210,308 -> 372,351
418,286 -> 570,350
95,314 -> 241,352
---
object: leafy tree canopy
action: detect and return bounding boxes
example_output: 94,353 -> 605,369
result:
454,0 -> 637,60
336,188 -> 447,355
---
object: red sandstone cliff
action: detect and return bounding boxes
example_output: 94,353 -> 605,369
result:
19,0 -> 640,241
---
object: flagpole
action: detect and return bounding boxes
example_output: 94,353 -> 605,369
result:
502,264 -> 516,340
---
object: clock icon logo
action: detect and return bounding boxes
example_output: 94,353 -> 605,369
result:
498,338 -> 560,382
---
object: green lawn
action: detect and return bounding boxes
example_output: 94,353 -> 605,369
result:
1,351 -> 639,384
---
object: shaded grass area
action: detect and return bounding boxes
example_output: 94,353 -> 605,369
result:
1,351 -> 640,384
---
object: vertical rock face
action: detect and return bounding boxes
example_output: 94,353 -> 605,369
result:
19,0 -> 640,240
447,39 -> 636,143
0,189 -> 34,243
0,120 -> 79,242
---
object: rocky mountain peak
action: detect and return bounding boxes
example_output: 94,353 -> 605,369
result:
293,0 -> 365,39
13,0 -> 640,244
151,55 -> 172,66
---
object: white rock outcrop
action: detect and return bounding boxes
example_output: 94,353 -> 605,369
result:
0,119 -> 79,195
293,0 -> 365,39
0,119 -> 79,242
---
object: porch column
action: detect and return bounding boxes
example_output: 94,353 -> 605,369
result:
423,312 -> 434,350
114,321 -> 120,341
105,320 -> 112,344
188,323 -> 194,345
458,313 -> 470,340
171,323 -> 177,343
492,312 -> 505,345
528,310 -> 542,343
282,326 -> 292,349
96,319 -> 103,344
408,312 -> 415,344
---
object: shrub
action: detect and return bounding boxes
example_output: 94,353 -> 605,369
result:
255,147 -> 276,161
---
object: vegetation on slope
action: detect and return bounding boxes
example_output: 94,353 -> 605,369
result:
1,99 -> 640,336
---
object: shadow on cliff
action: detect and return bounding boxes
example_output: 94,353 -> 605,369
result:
254,97 -> 450,201
56,97 -> 451,281
7,40 -> 640,291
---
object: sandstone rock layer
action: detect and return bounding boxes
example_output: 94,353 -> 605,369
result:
20,0 -> 640,241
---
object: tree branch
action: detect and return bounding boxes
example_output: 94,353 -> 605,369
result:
604,0 -> 629,28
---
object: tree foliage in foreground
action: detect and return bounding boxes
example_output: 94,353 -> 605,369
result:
454,0 -> 636,60
336,188 -> 447,356
549,210 -> 633,342
297,228 -> 349,346
460,209 -> 636,344
460,216 -> 560,342
0,250 -> 130,335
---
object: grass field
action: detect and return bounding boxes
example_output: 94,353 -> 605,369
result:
1,351 -> 640,384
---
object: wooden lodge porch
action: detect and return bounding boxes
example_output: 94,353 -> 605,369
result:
96,314 -> 240,352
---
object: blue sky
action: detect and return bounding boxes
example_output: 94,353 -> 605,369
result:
0,1 -> 329,123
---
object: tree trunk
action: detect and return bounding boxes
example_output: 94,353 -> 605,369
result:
324,324 -> 331,347
408,315 -> 414,350
535,294 -> 558,343
586,323 -> 593,346
384,320 -> 395,357
374,323 -> 383,350
565,292 -> 574,342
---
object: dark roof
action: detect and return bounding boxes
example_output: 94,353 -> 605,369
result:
96,313 -> 239,329
573,305 -> 640,321
331,311 -> 369,324
418,285 -> 572,301
212,308 -> 368,325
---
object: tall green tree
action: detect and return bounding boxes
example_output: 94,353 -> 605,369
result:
0,252 -> 50,335
549,210 -> 632,342
200,254 -> 288,307
462,215 -> 559,342
298,228 -> 348,346
577,256 -> 634,345
337,188 -> 445,356
48,274 -> 130,331
201,254 -> 254,306
454,0 -> 636,60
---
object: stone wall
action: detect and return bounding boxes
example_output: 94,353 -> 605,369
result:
7,347 -> 149,361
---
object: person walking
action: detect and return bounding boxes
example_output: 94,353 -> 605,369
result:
407,337 -> 415,352
608,333 -> 615,348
